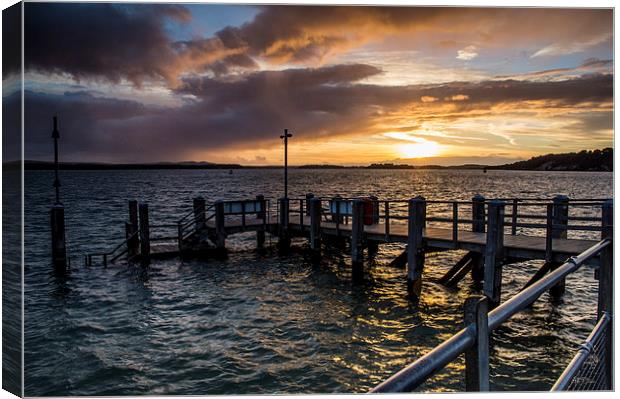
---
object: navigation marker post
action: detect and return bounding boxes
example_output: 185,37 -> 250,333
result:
50,116 -> 67,271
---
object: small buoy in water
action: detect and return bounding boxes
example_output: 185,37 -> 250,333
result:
483,167 -> 487,173
229,169 -> 233,174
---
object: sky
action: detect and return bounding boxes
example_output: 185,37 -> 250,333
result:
3,2 -> 614,165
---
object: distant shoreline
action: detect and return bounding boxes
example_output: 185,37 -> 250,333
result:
3,148 -> 612,172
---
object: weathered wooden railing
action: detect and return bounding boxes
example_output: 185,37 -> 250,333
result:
370,199 -> 613,392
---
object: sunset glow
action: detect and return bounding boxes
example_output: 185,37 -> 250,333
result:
5,3 -> 612,166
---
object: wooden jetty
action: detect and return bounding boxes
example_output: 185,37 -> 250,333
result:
89,194 -> 611,306
85,194 -> 613,392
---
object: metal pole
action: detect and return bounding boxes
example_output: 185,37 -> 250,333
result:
280,129 -> 293,198
52,115 -> 61,204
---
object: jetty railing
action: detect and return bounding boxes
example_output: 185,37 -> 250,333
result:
286,195 -> 606,242
370,233 -> 613,392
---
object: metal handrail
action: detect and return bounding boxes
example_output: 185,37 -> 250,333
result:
371,239 -> 611,393
551,312 -> 611,391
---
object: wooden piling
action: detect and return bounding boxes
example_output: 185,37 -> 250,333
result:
470,195 -> 485,283
138,202 -> 150,265
351,199 -> 365,282
193,196 -> 206,231
305,193 -> 314,216
309,198 -> 322,253
127,201 -> 140,258
126,222 -> 138,259
50,204 -> 67,271
464,296 -> 490,391
215,200 -> 226,251
256,195 -> 266,248
483,200 -> 505,307
549,195 -> 569,298
407,196 -> 426,301
278,197 -> 290,251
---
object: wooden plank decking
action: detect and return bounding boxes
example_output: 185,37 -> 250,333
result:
202,215 -> 598,264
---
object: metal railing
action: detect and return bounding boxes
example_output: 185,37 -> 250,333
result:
370,236 -> 613,392
552,312 -> 612,391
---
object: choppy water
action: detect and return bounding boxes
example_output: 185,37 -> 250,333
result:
23,169 -> 612,395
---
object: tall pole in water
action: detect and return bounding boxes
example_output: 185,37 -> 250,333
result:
280,129 -> 293,198
52,116 -> 61,204
50,116 -> 67,271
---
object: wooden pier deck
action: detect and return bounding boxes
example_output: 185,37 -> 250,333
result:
91,194 -> 611,306
287,216 -> 599,262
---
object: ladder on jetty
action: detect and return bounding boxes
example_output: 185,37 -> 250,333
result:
86,194 -> 613,391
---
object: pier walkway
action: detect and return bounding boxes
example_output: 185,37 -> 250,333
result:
86,194 -> 613,392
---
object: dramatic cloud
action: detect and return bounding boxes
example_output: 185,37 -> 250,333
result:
21,63 -> 612,163
20,4 -> 612,86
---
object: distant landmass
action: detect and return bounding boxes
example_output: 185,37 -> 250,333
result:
6,148 -> 612,171
488,148 -> 612,172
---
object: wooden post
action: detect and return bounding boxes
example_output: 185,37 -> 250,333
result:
511,199 -> 518,235
351,199 -> 365,282
471,194 -> 485,283
256,195 -> 265,248
193,196 -> 206,231
598,199 -> 613,389
549,195 -> 569,299
483,200 -> 505,307
545,204 -> 553,263
452,201 -> 459,248
128,200 -> 139,258
367,196 -> 380,255
305,193 -> 314,216
309,198 -> 322,253
407,196 -> 426,302
215,200 -> 226,251
464,296 -> 490,392
278,197 -> 290,251
126,222 -> 138,258
129,200 -> 138,232
50,204 -> 67,271
138,202 -> 150,265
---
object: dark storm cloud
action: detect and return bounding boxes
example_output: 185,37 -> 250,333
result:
22,64 -> 612,162
24,3 -> 191,85
21,90 -> 154,160
20,4 -> 612,85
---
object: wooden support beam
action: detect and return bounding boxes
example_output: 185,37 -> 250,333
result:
471,195 -> 485,283
438,251 -> 473,285
309,198 -> 322,254
256,195 -> 265,249
126,222 -> 139,259
215,200 -> 226,251
367,240 -> 379,257
483,200 -> 505,307
50,204 -> 67,272
305,193 -> 314,216
446,260 -> 474,288
127,201 -> 140,258
138,202 -> 150,265
407,196 -> 426,302
549,195 -> 569,299
278,197 -> 291,251
193,197 -> 206,231
388,248 -> 408,268
521,261 -> 554,291
464,296 -> 490,392
129,199 -> 138,232
351,199 -> 365,282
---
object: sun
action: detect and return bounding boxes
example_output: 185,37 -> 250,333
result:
396,141 -> 441,159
